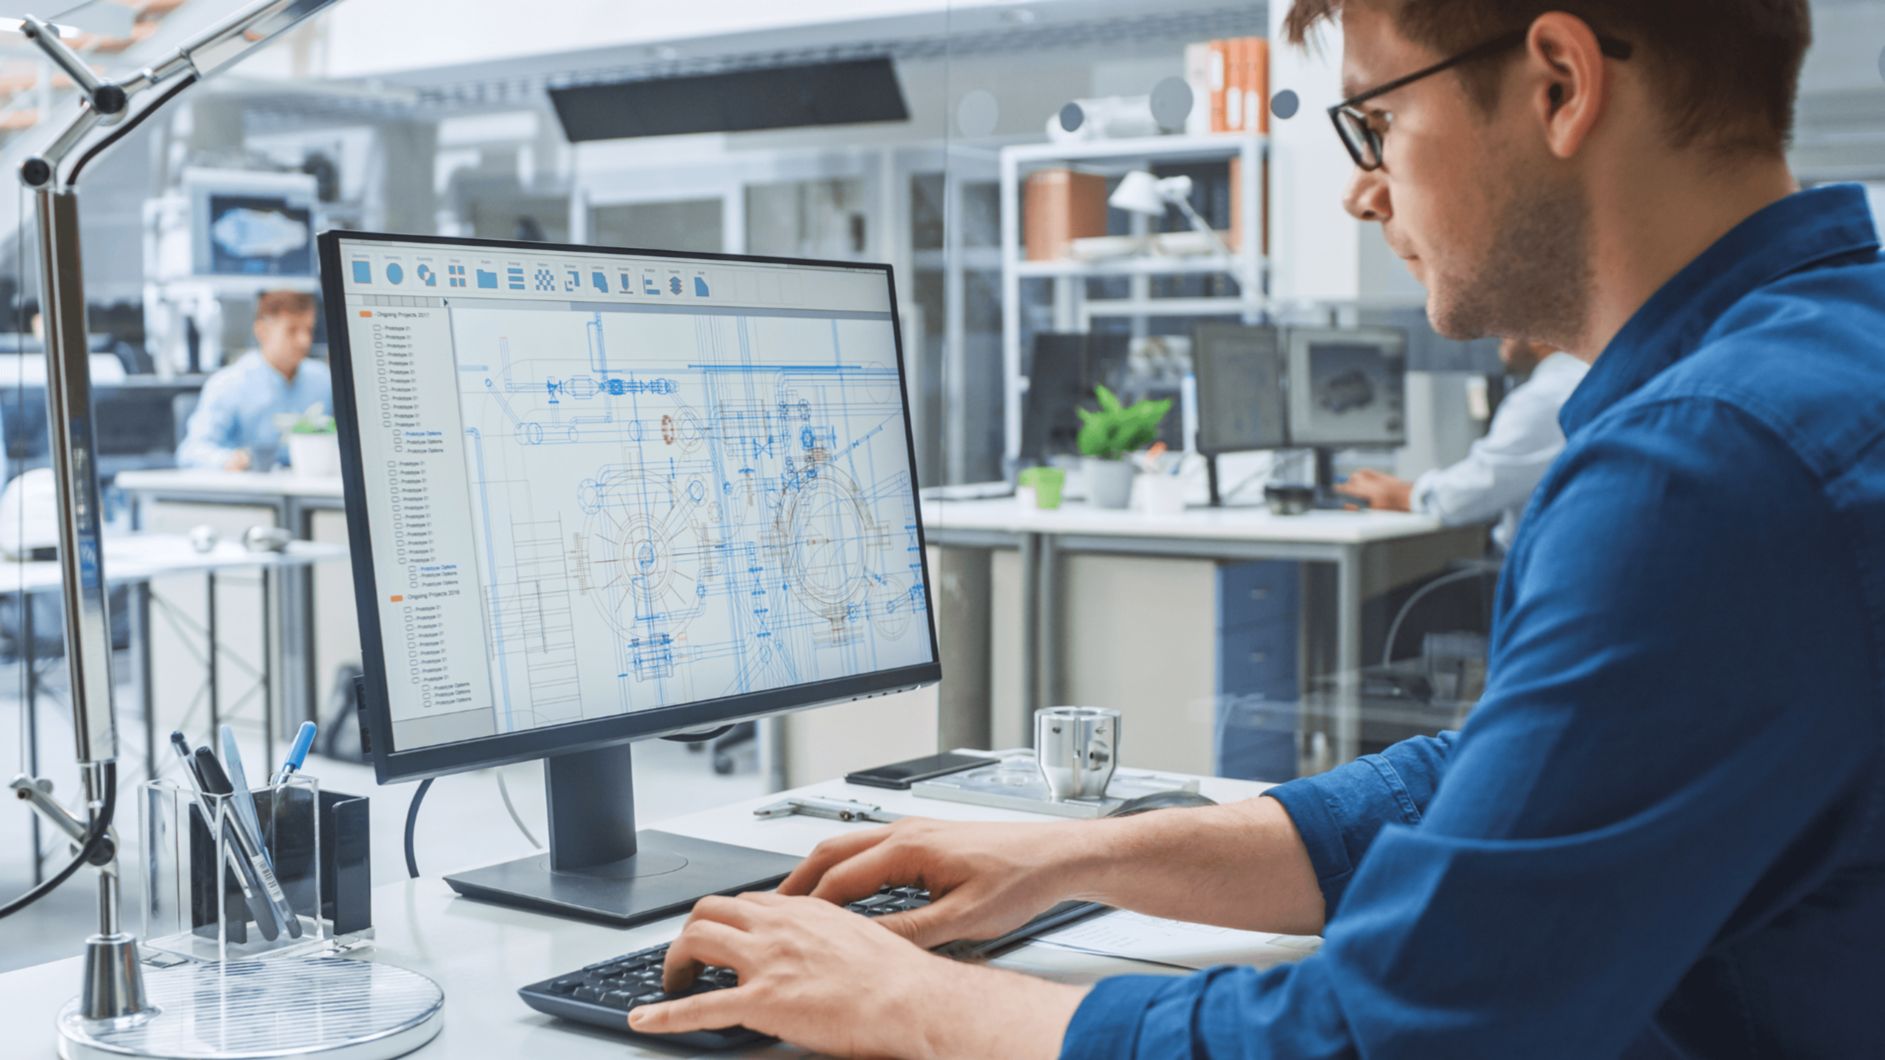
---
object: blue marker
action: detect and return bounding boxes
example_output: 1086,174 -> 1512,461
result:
274,721 -> 317,785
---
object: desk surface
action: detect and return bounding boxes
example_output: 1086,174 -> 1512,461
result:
0,534 -> 347,594
115,468 -> 345,502
0,773 -> 1278,1057
922,494 -> 1450,546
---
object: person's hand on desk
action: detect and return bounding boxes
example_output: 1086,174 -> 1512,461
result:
1335,468 -> 1413,512
634,892 -> 1084,1058
224,449 -> 252,472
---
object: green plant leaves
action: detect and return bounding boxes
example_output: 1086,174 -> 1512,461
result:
1075,386 -> 1172,460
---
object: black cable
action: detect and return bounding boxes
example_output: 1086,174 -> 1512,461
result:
0,761 -> 113,919
65,73 -> 197,187
662,725 -> 734,743
403,777 -> 432,879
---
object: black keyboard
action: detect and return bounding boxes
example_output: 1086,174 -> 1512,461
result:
519,886 -> 1103,1050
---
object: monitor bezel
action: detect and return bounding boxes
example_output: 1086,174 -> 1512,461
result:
1282,325 -> 1409,450
318,229 -> 942,784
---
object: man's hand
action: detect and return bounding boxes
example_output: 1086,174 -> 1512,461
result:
224,450 -> 253,472
1336,468 -> 1413,512
633,892 -> 1083,1058
778,817 -> 1103,949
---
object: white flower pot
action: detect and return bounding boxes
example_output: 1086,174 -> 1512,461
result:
286,432 -> 341,477
1084,457 -> 1136,510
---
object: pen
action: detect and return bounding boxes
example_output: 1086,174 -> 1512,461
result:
219,725 -> 270,868
168,732 -> 281,942
195,747 -> 302,939
274,721 -> 317,786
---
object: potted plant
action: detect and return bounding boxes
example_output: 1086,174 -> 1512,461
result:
275,403 -> 340,477
1076,385 -> 1171,509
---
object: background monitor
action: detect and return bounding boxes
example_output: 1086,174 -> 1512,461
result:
1191,323 -> 1288,454
1019,331 -> 1129,463
1285,326 -> 1408,449
321,231 -> 940,924
189,169 -> 318,279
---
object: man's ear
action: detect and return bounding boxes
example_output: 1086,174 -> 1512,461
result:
1525,12 -> 1608,160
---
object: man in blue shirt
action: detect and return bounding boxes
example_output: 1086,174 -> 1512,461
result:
177,289 -> 330,470
632,2 -> 1885,1056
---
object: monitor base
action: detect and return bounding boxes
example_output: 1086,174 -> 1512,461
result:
444,830 -> 799,926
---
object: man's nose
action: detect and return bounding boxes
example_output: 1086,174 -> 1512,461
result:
1343,167 -> 1391,223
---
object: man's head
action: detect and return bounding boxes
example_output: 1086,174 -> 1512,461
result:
1286,0 -> 1811,349
253,290 -> 318,378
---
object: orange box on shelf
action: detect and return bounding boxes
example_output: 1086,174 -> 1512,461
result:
1023,168 -> 1109,262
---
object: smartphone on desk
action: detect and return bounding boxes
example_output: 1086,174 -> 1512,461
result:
846,752 -> 987,790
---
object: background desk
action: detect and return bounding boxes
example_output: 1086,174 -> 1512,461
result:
115,469 -> 352,732
0,771 -> 1291,1058
921,496 -> 1485,772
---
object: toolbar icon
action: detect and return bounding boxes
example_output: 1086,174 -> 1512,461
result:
447,264 -> 467,287
668,276 -> 683,295
591,270 -> 609,294
350,260 -> 371,284
506,265 -> 527,291
386,263 -> 406,285
693,275 -> 710,297
417,263 -> 438,287
476,268 -> 499,290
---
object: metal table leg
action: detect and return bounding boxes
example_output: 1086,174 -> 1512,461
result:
1334,545 -> 1364,764
261,566 -> 276,756
134,583 -> 154,782
1017,533 -> 1040,743
206,572 -> 219,736
1037,533 -> 1060,711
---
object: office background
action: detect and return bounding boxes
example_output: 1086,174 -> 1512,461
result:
0,0 -> 1881,976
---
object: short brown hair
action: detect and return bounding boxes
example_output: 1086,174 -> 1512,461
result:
255,289 -> 317,320
1284,0 -> 1811,154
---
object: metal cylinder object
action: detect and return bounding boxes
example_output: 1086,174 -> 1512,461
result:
1035,706 -> 1120,801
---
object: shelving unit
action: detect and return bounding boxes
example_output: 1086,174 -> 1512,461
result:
998,131 -> 1270,467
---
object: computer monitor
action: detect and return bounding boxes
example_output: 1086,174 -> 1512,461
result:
190,169 -> 318,279
319,230 -> 940,924
1191,324 -> 1288,454
1284,326 -> 1408,449
1018,331 -> 1129,464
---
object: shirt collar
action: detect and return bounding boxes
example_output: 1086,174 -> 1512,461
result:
1558,184 -> 1882,437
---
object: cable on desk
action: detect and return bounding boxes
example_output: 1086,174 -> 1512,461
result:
0,762 -> 114,919
493,769 -> 541,848
1381,566 -> 1494,668
404,777 -> 433,879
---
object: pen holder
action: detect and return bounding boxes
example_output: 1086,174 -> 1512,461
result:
139,776 -> 374,962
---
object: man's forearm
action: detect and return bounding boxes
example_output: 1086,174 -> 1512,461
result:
905,962 -> 1087,1060
1070,796 -> 1324,935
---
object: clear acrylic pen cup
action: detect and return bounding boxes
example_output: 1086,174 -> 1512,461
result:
139,773 -> 326,962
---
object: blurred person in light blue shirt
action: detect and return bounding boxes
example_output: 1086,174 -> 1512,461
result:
177,289 -> 329,470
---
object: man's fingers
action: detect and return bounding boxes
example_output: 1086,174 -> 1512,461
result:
873,899 -> 970,951
629,985 -> 752,1035
687,893 -> 762,930
662,920 -> 749,993
807,842 -> 917,905
778,828 -> 892,896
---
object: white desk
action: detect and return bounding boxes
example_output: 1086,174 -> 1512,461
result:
114,470 -> 350,728
921,494 -> 1485,762
0,772 -> 1292,1058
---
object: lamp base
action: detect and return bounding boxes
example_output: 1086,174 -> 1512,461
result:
79,933 -> 150,1022
58,956 -> 443,1060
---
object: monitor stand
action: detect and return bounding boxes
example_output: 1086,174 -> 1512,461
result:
1311,448 -> 1366,511
444,742 -> 800,926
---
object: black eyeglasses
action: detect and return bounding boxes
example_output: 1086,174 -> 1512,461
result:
1329,29 -> 1634,171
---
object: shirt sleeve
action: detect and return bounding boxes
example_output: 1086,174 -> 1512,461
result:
176,372 -> 241,469
1060,397 -> 1877,1059
1409,377 -> 1568,528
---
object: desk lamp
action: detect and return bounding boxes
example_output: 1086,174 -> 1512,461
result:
4,5 -> 443,1058
1108,170 -> 1246,289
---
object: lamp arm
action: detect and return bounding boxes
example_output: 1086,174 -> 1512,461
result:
1167,194 -> 1244,290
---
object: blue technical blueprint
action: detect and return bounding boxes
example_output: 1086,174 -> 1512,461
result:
446,303 -> 932,732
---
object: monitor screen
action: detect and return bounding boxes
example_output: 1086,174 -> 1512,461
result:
322,233 -> 939,775
1192,324 -> 1287,454
1019,332 -> 1129,463
1286,327 -> 1407,449
189,171 -> 319,279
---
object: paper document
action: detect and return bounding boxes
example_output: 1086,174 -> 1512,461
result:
1035,910 -> 1321,971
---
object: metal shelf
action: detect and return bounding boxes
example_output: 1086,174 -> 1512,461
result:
1005,131 -> 1267,167
1014,254 -> 1265,279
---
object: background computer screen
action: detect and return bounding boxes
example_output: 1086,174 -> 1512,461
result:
325,234 -> 937,758
1286,327 -> 1408,449
1192,324 -> 1287,454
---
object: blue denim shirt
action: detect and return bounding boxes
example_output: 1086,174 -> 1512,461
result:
177,351 -> 332,469
1061,185 -> 1885,1058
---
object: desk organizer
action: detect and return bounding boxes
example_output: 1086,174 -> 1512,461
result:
139,776 -> 372,962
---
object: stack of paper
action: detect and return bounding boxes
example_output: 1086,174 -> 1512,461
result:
1035,910 -> 1321,972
